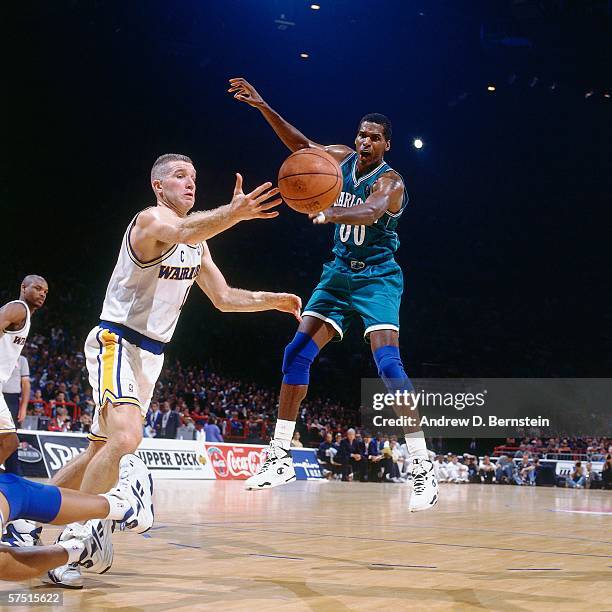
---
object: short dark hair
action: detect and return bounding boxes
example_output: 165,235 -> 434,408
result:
358,113 -> 392,141
151,153 -> 194,182
22,274 -> 47,288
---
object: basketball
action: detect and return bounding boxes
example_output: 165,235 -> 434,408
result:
278,148 -> 342,214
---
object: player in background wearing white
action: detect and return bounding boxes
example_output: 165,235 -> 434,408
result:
24,154 -> 300,587
0,276 -> 48,465
0,455 -> 152,581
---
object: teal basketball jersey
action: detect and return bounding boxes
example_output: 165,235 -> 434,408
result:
332,152 -> 408,265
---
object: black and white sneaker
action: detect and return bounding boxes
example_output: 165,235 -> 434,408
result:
0,519 -> 42,547
408,458 -> 439,512
111,454 -> 154,534
245,441 -> 296,490
48,519 -> 114,588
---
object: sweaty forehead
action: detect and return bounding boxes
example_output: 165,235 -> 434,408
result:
358,122 -> 385,136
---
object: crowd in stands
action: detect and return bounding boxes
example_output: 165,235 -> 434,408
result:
12,327 -> 612,490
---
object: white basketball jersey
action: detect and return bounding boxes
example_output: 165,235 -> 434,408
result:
0,300 -> 30,384
100,212 -> 203,343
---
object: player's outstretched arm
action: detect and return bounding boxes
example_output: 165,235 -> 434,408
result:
229,77 -> 353,163
134,174 -> 282,249
311,172 -> 405,226
0,301 -> 28,333
196,243 -> 302,321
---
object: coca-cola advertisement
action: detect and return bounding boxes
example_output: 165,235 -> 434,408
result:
205,443 -> 267,480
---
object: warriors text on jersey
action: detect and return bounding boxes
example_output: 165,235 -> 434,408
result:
332,152 -> 408,265
100,211 -> 202,343
0,300 -> 30,384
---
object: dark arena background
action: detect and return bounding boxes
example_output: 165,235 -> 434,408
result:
1,1 -> 611,610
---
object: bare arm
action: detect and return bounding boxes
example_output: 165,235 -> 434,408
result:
131,174 -> 281,259
0,547 -> 69,581
229,77 -> 353,163
196,243 -> 302,320
0,302 -> 28,333
312,172 -> 405,226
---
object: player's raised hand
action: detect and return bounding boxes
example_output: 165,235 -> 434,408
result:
272,293 -> 303,322
230,173 -> 282,221
228,78 -> 266,108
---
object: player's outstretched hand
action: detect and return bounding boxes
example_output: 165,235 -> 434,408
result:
273,293 -> 303,322
230,173 -> 282,222
228,78 -> 266,108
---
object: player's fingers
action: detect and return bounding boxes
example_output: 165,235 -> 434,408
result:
257,198 -> 282,211
257,211 -> 280,219
229,77 -> 246,84
234,173 -> 243,195
246,182 -> 275,200
253,189 -> 280,205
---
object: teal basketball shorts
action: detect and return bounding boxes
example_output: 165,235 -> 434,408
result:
302,257 -> 403,340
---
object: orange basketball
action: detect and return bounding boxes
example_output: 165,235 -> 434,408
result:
278,149 -> 342,214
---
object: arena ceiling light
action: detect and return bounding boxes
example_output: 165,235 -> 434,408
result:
487,85 -> 496,92
300,52 -> 309,59
310,4 -> 321,9
413,138 -> 424,149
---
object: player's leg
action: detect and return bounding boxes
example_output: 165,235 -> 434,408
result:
246,263 -> 350,490
51,441 -> 103,490
276,315 -> 337,441
0,392 -> 19,465
79,326 -> 157,494
79,403 -> 143,494
369,329 -> 438,510
353,260 -> 438,511
245,316 -> 336,490
48,449 -> 154,588
0,433 -> 18,466
0,459 -> 153,581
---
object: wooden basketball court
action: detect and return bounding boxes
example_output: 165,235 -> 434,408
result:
2,481 -> 611,611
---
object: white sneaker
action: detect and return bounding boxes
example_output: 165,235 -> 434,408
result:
245,441 -> 296,490
47,562 -> 83,589
48,519 -> 114,586
111,454 -> 154,533
408,458 -> 439,512
0,519 -> 42,547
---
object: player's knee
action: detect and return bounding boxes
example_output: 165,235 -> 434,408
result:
107,429 -> 141,455
373,345 -> 412,391
0,475 -> 62,523
282,331 -> 320,385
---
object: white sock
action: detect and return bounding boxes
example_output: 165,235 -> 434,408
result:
58,539 -> 85,563
404,432 -> 429,460
99,493 -> 131,520
273,419 -> 295,450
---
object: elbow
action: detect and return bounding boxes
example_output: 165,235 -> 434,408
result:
212,291 -> 231,312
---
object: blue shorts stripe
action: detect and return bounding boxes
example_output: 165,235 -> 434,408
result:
117,337 -> 123,397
